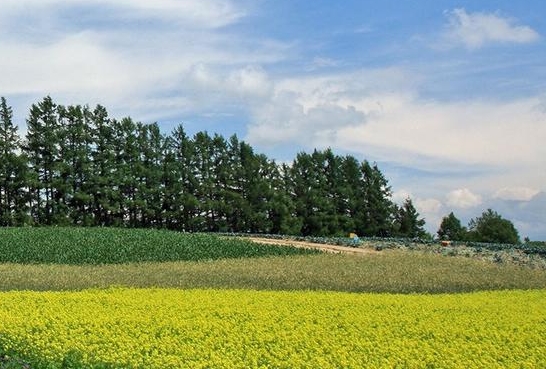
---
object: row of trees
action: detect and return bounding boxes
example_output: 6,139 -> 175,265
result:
0,96 -> 428,237
438,210 -> 520,244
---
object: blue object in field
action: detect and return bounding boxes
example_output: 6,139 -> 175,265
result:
349,233 -> 360,246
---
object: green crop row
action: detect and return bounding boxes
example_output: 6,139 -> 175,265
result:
0,227 -> 319,265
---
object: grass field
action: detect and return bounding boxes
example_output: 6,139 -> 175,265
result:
1,227 -> 545,368
2,251 -> 546,293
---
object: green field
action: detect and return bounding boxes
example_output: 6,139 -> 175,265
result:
1,227 -> 545,368
0,227 -> 319,265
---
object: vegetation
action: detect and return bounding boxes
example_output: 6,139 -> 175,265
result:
437,212 -> 467,240
2,251 -> 546,293
0,227 -> 545,367
1,288 -> 544,368
1,96 -> 424,238
437,210 -> 520,244
467,208 -> 520,244
0,227 -> 318,265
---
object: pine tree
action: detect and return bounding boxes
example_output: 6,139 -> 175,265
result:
136,123 -> 164,227
437,212 -> 466,240
162,125 -> 199,231
394,197 -> 426,238
290,150 -> 338,236
357,161 -> 395,237
0,97 -> 29,225
192,131 -> 219,231
24,96 -> 62,225
57,104 -> 94,225
270,163 -> 301,235
89,105 -> 118,226
112,117 -> 140,227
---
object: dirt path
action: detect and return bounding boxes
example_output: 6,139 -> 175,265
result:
247,237 -> 378,255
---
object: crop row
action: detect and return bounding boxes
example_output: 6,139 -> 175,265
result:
0,227 -> 319,265
0,288 -> 544,368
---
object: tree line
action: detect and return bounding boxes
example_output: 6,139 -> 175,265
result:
438,210 -> 520,244
0,96 -> 429,237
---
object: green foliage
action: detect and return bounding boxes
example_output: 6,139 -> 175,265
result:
437,212 -> 467,240
2,96 -> 411,236
467,209 -> 520,244
394,197 -> 426,238
0,227 -> 319,265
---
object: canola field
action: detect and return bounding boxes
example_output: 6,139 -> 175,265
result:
1,288 -> 545,368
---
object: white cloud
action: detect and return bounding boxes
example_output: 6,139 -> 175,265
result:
446,188 -> 482,209
246,69 -> 546,191
444,8 -> 539,49
493,187 -> 540,201
0,0 -> 243,29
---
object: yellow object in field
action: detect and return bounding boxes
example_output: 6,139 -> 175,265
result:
349,233 -> 358,239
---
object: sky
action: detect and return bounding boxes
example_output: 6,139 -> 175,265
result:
1,0 -> 545,239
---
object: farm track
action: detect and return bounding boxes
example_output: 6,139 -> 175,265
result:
246,237 -> 378,255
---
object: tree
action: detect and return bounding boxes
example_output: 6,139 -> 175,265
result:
290,150 -> 338,236
24,96 -> 62,225
394,197 -> 426,238
57,104 -> 94,225
437,212 -> 466,240
88,105 -> 118,226
467,209 -> 520,244
0,97 -> 29,226
357,161 -> 395,237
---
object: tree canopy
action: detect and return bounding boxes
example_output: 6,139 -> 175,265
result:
467,209 -> 520,244
437,212 -> 466,241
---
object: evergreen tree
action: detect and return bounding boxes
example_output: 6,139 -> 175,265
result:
0,97 -> 29,225
23,96 -> 61,225
394,197 -> 426,238
221,135 -> 251,232
290,150 -> 337,236
192,131 -> 219,231
162,125 -> 199,231
88,105 -> 118,226
437,212 -> 466,240
269,163 -> 301,234
136,123 -> 164,227
357,161 -> 395,237
112,117 -> 140,227
57,104 -> 94,225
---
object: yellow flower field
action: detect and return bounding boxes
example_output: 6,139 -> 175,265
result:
0,288 -> 545,368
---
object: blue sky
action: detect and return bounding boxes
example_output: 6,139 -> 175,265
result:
1,0 -> 545,239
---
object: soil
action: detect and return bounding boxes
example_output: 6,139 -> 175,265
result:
246,237 -> 378,255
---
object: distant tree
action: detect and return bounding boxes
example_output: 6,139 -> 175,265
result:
394,197 -> 426,238
88,104 -> 118,226
136,122 -> 165,227
357,161 -> 395,237
57,104 -> 94,225
467,209 -> 520,244
290,149 -> 338,236
437,212 -> 466,241
24,96 -> 62,225
0,97 -> 30,226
